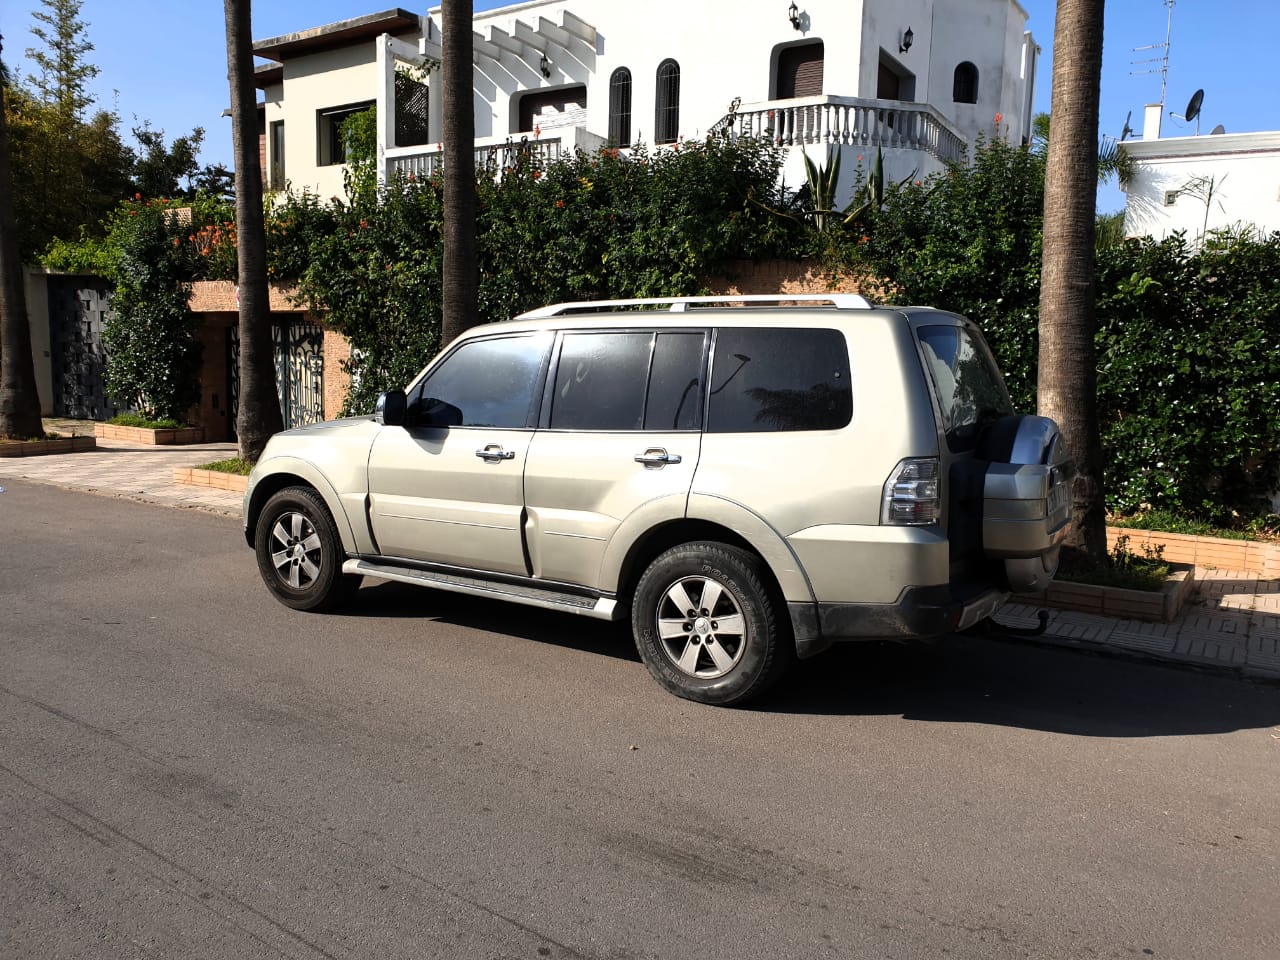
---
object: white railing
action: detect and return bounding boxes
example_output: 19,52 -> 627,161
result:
384,127 -> 605,182
728,96 -> 967,165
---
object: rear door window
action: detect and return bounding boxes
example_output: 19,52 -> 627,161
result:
706,328 -> 852,433
916,324 -> 1011,449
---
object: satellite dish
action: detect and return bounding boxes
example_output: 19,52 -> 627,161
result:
1120,110 -> 1134,142
1184,89 -> 1204,124
1210,123 -> 1226,135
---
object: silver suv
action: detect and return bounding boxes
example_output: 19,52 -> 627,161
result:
244,296 -> 1073,705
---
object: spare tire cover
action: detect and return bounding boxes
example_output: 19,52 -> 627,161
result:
979,415 -> 1074,593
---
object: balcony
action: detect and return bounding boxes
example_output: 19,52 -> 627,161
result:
383,127 -> 606,183
724,96 -> 967,167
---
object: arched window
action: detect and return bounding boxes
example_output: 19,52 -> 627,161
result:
655,59 -> 680,144
953,62 -> 979,104
609,68 -> 632,147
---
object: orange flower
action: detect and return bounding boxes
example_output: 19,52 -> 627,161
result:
994,112 -> 1003,126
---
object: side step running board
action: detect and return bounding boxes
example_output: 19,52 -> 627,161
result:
343,559 -> 619,621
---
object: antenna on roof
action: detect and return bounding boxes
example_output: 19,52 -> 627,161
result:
1120,110 -> 1134,141
1130,0 -> 1176,109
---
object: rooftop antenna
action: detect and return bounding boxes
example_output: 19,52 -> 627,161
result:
1120,110 -> 1134,141
1131,0 -> 1176,110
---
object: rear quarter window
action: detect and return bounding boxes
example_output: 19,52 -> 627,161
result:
707,328 -> 852,433
916,324 -> 1012,450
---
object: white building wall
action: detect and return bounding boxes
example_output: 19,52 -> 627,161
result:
1122,133 -> 1280,241
262,0 -> 1035,201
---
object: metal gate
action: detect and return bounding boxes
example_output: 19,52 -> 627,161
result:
46,276 -> 122,420
227,320 -> 325,437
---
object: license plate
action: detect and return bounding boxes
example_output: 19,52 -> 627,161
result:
1047,482 -> 1070,519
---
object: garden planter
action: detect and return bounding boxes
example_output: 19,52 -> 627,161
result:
1107,526 -> 1280,578
96,423 -> 205,445
0,436 -> 97,457
173,467 -> 248,493
1033,564 -> 1196,623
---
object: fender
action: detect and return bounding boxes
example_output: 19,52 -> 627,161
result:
683,493 -> 817,605
246,455 -> 371,556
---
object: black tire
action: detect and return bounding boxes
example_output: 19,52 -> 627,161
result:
632,542 -> 793,706
254,486 -> 358,612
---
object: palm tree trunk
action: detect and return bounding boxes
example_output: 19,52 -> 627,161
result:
440,0 -> 478,344
1038,0 -> 1108,566
0,43 -> 45,440
223,0 -> 283,460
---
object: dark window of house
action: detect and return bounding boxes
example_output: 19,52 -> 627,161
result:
609,68 -> 633,146
269,120 -> 285,191
777,42 -> 824,99
655,59 -> 680,144
551,333 -> 652,430
317,101 -> 374,166
395,72 -> 430,147
953,62 -> 979,104
410,334 -> 551,429
645,332 -> 705,431
707,328 -> 852,433
517,85 -> 586,133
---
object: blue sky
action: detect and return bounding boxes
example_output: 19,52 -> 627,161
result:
1,0 -> 1276,214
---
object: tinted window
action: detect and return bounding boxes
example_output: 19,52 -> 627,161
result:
917,324 -> 1011,449
707,328 -> 852,433
645,332 -> 704,431
551,332 -> 650,430
411,334 -> 549,428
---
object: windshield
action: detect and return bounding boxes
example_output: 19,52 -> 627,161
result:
917,324 -> 1012,450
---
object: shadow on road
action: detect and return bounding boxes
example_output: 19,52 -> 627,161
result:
769,633 -> 1280,737
340,581 -> 1279,737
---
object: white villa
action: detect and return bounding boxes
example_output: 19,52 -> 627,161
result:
251,0 -> 1042,205
1121,105 -> 1280,241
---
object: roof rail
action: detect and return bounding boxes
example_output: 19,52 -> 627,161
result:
517,293 -> 874,319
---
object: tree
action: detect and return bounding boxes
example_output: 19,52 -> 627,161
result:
131,123 -> 204,199
440,0 -> 478,344
0,35 -> 45,440
7,0 -> 132,259
25,0 -> 97,120
223,0 -> 282,460
1038,0 -> 1108,566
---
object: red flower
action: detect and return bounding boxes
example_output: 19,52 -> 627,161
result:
555,199 -> 566,208
994,112 -> 1004,126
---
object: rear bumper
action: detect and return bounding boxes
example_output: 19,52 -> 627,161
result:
788,584 -> 1009,658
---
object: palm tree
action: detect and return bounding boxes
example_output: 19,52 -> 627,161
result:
0,35 -> 45,440
440,0 -> 478,344
1038,0 -> 1108,566
222,0 -> 282,460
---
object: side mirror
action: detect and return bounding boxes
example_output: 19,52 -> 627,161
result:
376,389 -> 407,427
419,397 -> 463,427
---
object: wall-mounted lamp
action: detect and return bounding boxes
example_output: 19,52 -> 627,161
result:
787,2 -> 801,30
539,52 -> 551,78
899,26 -> 914,54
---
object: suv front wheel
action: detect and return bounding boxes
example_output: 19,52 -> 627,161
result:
632,542 -> 793,706
255,486 -> 358,612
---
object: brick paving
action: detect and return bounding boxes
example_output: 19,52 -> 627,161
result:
4,420 -> 1278,682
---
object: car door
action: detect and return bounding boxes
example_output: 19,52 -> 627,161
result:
366,332 -> 551,575
523,329 -> 705,589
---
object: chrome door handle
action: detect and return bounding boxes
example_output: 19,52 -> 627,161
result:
635,448 -> 682,467
476,445 -> 516,462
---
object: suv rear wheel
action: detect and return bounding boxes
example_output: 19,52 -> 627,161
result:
632,542 -> 793,706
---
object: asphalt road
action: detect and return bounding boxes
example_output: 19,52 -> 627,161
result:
2,480 -> 1278,960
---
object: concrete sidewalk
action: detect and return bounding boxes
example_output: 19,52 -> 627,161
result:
3,419 -> 1277,683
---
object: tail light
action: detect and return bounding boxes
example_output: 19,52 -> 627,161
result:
881,458 -> 941,526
